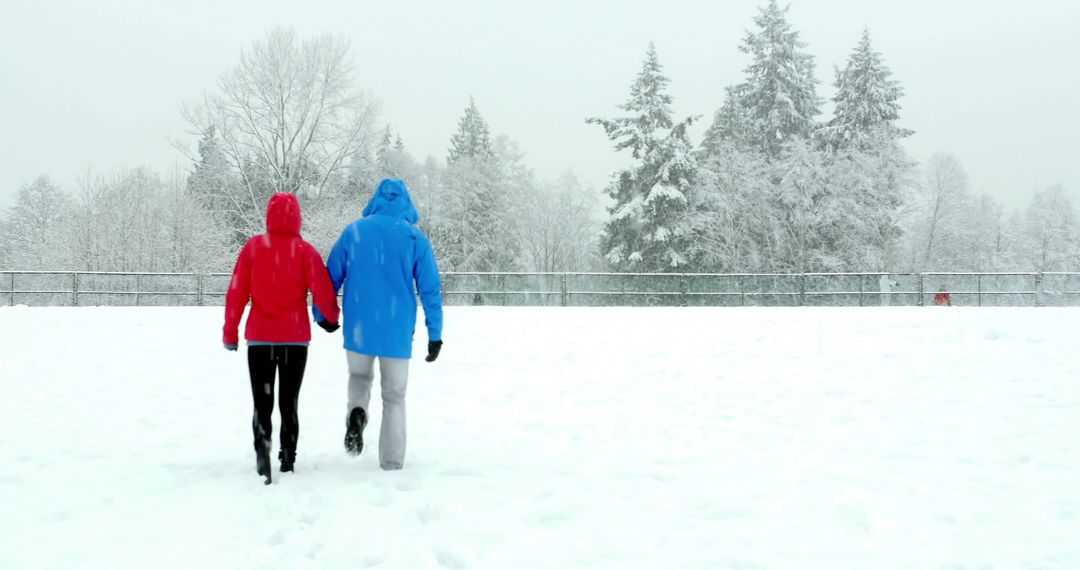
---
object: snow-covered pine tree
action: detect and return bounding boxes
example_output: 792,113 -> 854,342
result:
186,127 -> 257,247
371,124 -> 415,182
700,87 -> 752,157
587,43 -> 699,272
187,127 -> 231,206
816,31 -> 915,271
702,0 -> 821,159
447,97 -> 495,166
820,29 -> 912,151
440,100 -> 519,271
376,125 -> 395,173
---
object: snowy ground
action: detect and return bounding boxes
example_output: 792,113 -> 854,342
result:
1,306 -> 1078,569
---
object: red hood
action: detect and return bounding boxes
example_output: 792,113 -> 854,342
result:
266,193 -> 301,235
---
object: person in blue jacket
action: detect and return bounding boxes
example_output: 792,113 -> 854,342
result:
315,178 -> 443,471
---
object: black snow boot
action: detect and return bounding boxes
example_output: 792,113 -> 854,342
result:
256,442 -> 272,485
279,448 -> 296,473
345,407 -> 367,456
253,413 -> 272,485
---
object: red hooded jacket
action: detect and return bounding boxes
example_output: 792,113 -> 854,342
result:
223,193 -> 340,345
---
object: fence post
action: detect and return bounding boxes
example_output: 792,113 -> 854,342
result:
72,272 -> 79,306
740,276 -> 746,307
798,274 -> 806,307
1035,272 -> 1043,307
560,273 -> 568,307
679,275 -> 689,307
917,273 -> 924,306
977,275 -> 983,307
9,273 -> 14,306
136,275 -> 142,307
858,274 -> 864,307
197,273 -> 205,307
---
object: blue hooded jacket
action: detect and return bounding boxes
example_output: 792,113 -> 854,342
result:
314,179 -> 443,358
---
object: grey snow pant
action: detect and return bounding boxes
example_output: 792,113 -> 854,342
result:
346,351 -> 410,470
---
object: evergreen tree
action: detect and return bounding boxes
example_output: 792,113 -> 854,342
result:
187,126 -> 231,204
440,103 -> 518,271
820,29 -> 912,151
442,157 -> 513,271
588,43 -> 699,271
447,98 -> 495,165
376,125 -> 395,171
700,87 -> 752,157
703,0 -> 821,159
186,127 -> 250,245
360,124 -> 413,189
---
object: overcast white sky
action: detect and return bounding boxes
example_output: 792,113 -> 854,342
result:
1,0 -> 1078,211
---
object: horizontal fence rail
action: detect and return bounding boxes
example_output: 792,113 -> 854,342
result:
2,271 -> 1080,308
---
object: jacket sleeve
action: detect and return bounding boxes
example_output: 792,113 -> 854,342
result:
313,230 -> 348,323
413,233 -> 443,342
223,242 -> 253,345
325,230 -> 348,291
305,243 -> 340,325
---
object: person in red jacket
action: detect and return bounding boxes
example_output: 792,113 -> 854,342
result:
223,193 -> 340,484
934,283 -> 952,306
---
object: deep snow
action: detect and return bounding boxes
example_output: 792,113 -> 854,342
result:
1,306 -> 1078,569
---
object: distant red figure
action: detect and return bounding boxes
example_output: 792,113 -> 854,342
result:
934,284 -> 952,306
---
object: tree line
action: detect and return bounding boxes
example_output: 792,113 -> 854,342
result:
2,3 -> 1077,275
589,0 -> 1079,274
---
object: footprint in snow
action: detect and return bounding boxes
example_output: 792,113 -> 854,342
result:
434,548 -> 467,569
416,503 -> 448,525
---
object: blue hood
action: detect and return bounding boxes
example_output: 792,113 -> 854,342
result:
362,178 -> 420,224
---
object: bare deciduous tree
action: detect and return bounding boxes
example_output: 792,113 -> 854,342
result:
3,176 -> 71,270
181,28 -> 379,240
1024,185 -> 1080,271
519,173 -> 602,272
912,152 -> 969,270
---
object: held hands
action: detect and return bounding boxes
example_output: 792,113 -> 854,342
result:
425,340 -> 443,363
317,320 -> 340,333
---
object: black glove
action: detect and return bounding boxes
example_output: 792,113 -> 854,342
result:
425,340 -> 443,362
317,320 -> 340,333
224,343 -> 238,352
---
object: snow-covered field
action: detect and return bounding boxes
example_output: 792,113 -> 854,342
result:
1,306 -> 1078,569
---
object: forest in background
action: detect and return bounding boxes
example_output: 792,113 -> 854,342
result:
2,1 -> 1076,275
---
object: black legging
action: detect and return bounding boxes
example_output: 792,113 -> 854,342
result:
247,345 -> 308,455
